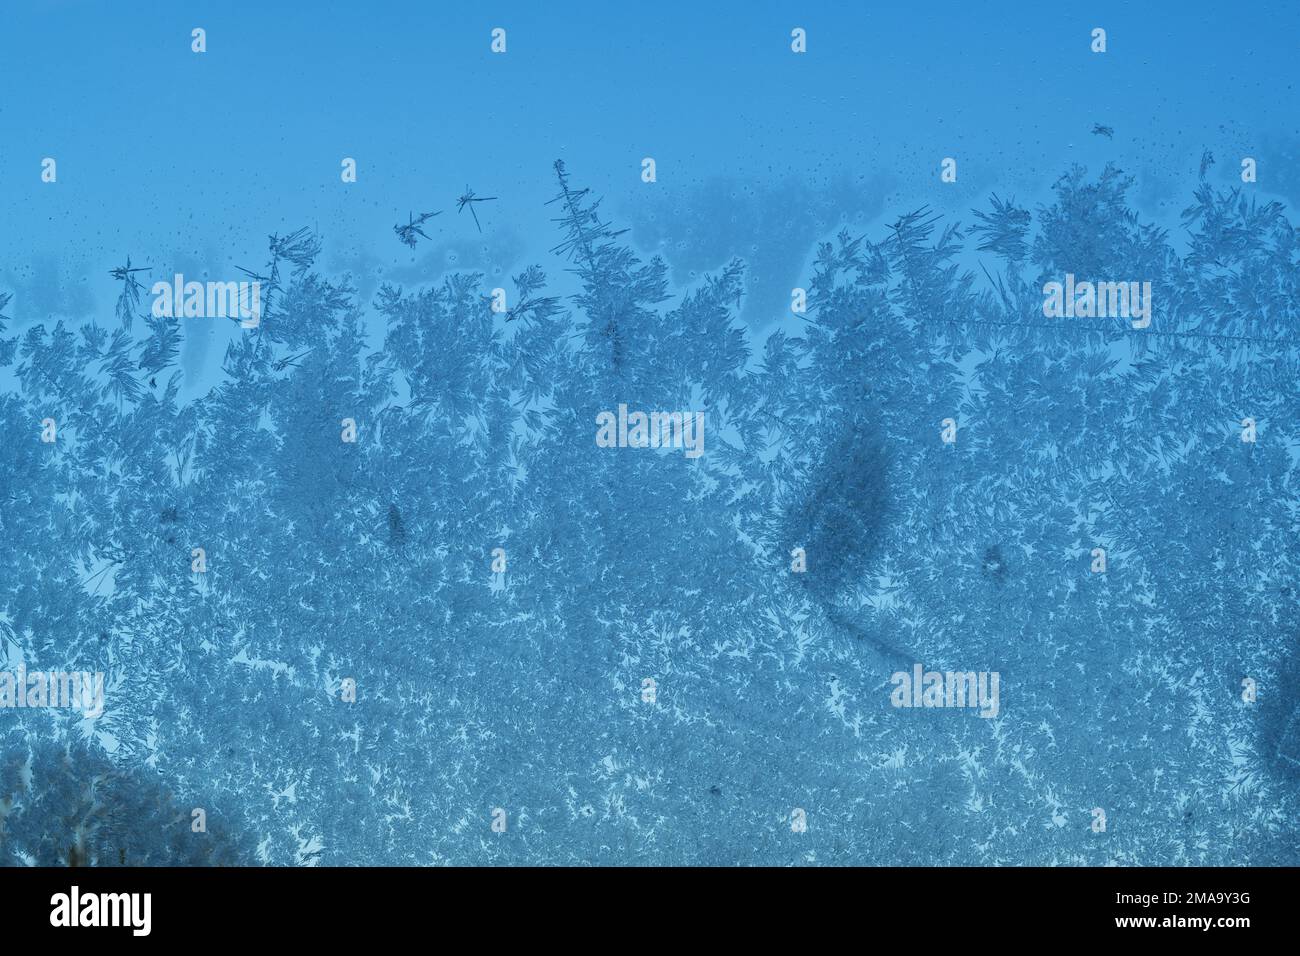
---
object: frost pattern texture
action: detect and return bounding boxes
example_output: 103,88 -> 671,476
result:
1,163 -> 1297,865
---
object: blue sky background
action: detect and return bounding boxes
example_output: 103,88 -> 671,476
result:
3,1 -> 1297,400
